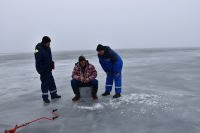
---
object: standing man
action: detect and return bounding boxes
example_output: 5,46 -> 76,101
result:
71,56 -> 98,101
35,36 -> 61,103
96,44 -> 123,98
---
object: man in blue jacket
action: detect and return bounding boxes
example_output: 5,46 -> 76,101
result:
35,36 -> 61,103
96,44 -> 123,98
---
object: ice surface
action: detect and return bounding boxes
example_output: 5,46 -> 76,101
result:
79,87 -> 92,98
0,48 -> 200,133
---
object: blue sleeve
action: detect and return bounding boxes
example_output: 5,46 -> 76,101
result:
109,51 -> 119,74
99,60 -> 107,72
108,50 -> 118,64
35,50 -> 44,74
113,61 -> 120,74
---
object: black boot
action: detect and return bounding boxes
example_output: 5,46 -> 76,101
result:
102,92 -> 110,96
92,87 -> 98,100
92,94 -> 98,100
43,99 -> 50,103
51,95 -> 61,99
113,93 -> 121,98
72,87 -> 80,102
72,87 -> 80,95
72,95 -> 80,102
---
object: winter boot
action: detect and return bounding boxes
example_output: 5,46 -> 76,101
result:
102,91 -> 110,96
72,95 -> 80,102
72,87 -> 80,102
72,87 -> 80,95
43,99 -> 50,103
92,87 -> 98,100
92,94 -> 98,100
113,93 -> 121,98
51,95 -> 61,99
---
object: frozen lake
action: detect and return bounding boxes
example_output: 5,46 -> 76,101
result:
0,48 -> 200,133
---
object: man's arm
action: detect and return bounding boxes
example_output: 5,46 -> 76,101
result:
88,64 -> 97,81
109,51 -> 120,74
35,50 -> 44,74
71,66 -> 81,81
113,61 -> 120,74
99,59 -> 107,72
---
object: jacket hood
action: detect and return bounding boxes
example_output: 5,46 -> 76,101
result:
98,46 -> 111,58
75,60 -> 89,66
104,46 -> 111,55
37,43 -> 48,49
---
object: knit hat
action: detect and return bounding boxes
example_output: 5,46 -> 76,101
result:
96,44 -> 105,51
79,55 -> 86,62
42,36 -> 51,44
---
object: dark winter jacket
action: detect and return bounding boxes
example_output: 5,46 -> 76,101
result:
98,46 -> 123,74
34,43 -> 53,74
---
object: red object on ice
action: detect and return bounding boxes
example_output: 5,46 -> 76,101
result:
4,109 -> 59,133
52,61 -> 55,69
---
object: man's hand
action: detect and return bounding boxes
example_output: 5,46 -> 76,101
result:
80,77 -> 85,82
85,78 -> 90,83
106,71 -> 109,75
115,73 -> 120,77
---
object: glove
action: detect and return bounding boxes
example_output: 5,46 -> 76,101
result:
52,61 -> 55,69
40,73 -> 45,77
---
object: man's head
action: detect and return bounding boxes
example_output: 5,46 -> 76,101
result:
96,44 -> 105,56
42,36 -> 51,47
79,55 -> 86,67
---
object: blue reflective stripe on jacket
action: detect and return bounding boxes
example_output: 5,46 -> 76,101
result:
34,43 -> 53,74
98,46 -> 123,74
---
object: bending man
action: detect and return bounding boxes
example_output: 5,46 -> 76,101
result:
96,44 -> 123,98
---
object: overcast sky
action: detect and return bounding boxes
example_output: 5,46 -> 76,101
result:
0,0 -> 199,53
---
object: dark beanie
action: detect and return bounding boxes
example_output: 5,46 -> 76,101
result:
96,44 -> 105,51
42,36 -> 51,44
79,55 -> 86,62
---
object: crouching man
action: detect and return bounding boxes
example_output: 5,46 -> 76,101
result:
71,56 -> 98,101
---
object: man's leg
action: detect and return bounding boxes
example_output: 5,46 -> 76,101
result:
71,79 -> 82,101
71,79 -> 83,94
113,66 -> 122,98
102,72 -> 113,96
91,79 -> 98,95
40,73 -> 50,101
49,72 -> 61,99
85,79 -> 98,99
106,72 -> 114,92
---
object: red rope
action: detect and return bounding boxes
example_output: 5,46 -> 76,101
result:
4,109 -> 59,133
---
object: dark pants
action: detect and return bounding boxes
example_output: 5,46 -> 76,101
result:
40,72 -> 57,100
71,79 -> 98,96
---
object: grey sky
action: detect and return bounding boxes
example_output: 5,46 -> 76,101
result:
0,0 -> 199,53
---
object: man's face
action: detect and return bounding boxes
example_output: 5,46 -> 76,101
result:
45,42 -> 50,47
97,50 -> 105,56
80,60 -> 86,67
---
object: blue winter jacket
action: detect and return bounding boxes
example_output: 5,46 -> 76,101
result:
98,46 -> 123,74
34,43 -> 53,74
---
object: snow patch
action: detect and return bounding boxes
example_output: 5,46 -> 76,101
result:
74,103 -> 104,110
74,93 -> 173,116
103,93 -> 159,109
